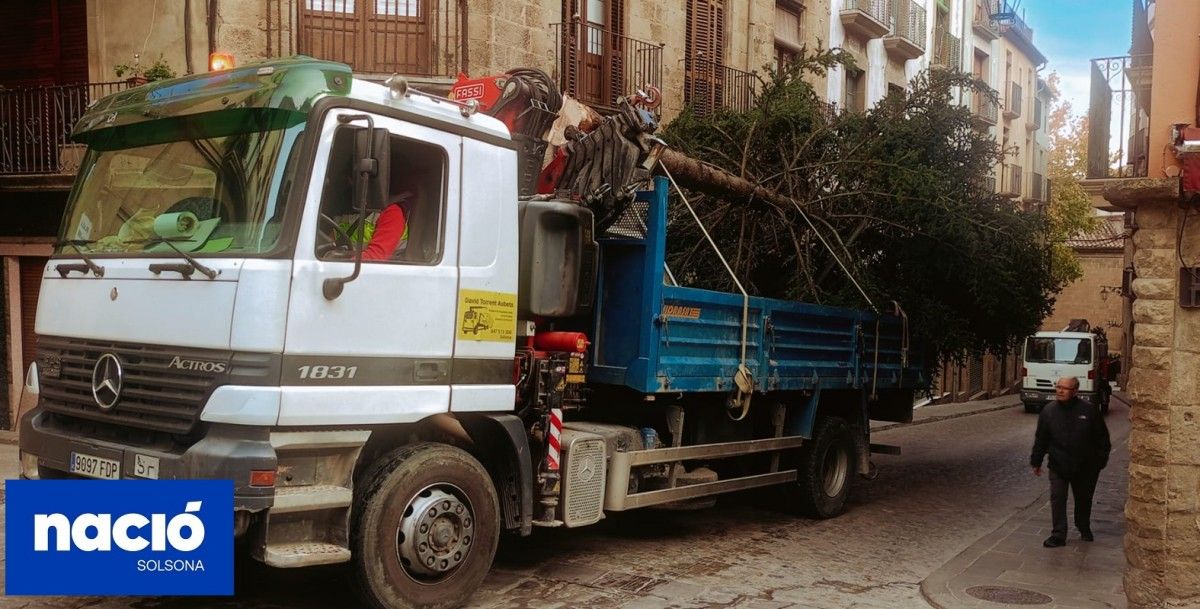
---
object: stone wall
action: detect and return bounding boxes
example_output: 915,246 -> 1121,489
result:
1041,249 -> 1127,357
467,0 -> 557,80
1109,178 -> 1200,609
87,1 -> 193,83
628,0 -> 687,122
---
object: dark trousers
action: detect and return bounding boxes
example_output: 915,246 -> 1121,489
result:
1049,468 -> 1100,539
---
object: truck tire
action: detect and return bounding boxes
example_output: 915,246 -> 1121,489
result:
788,416 -> 854,519
351,443 -> 500,609
1023,401 -> 1041,414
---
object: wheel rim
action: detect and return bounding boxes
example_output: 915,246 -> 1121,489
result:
395,484 -> 474,584
820,442 -> 849,498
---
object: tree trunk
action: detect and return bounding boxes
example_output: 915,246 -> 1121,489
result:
659,148 -> 802,214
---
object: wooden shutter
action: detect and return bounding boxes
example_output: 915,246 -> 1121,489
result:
561,0 -> 581,99
685,0 -> 726,115
607,0 -> 626,104
18,257 -> 47,375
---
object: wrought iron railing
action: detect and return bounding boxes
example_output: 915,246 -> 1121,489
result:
1087,54 -> 1152,179
553,20 -> 663,110
972,0 -> 999,37
0,81 -> 130,175
1031,171 -> 1045,201
1005,81 -> 1023,118
1001,163 -> 1023,197
890,0 -> 928,49
972,89 -> 999,125
684,56 -> 759,117
287,0 -> 468,77
1005,11 -> 1034,45
842,0 -> 891,24
932,27 -> 961,68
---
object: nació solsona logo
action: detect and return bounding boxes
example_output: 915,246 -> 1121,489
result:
6,480 -> 233,595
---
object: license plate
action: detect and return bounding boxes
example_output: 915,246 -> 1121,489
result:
69,452 -> 121,480
134,454 -> 160,479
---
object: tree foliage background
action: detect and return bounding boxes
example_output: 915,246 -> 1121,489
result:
1043,72 -> 1101,286
660,51 -> 1066,366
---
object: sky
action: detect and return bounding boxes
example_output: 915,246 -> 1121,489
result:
1015,0 -> 1133,116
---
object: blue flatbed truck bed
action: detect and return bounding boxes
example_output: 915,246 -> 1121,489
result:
589,177 -> 923,402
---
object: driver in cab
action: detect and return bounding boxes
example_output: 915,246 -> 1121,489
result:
361,176 -> 415,261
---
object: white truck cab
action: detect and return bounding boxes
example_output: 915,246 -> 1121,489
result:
1020,326 -> 1112,414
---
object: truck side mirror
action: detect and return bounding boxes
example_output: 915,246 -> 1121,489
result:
324,115 -> 391,300
353,126 -> 390,212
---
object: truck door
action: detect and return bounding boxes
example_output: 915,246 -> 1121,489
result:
282,108 -> 462,426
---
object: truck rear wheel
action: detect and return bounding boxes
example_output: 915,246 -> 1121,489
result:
352,443 -> 500,609
788,416 -> 854,518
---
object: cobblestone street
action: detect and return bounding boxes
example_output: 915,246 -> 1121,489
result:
0,398 -> 1131,609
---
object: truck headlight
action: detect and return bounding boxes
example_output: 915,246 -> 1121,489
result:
19,451 -> 39,480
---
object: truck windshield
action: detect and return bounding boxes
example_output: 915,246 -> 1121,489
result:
56,109 -> 305,257
1025,337 -> 1092,364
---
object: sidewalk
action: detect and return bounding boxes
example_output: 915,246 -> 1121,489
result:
873,392 -> 1023,433
920,392 -> 1131,609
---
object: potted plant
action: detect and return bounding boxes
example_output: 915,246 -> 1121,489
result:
114,54 -> 177,86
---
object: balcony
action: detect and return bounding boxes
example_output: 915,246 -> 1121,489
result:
1004,81 -> 1022,120
0,81 -> 131,181
1028,97 -> 1042,131
1003,11 -> 1034,47
840,0 -> 891,39
972,1 -> 1000,40
553,20 -> 664,111
885,0 -> 927,62
931,27 -> 962,69
999,163 -> 1023,198
1086,55 -> 1153,179
283,0 -> 467,79
684,56 -> 759,117
1029,172 -> 1046,202
971,89 -> 999,127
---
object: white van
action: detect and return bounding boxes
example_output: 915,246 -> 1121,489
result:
1020,329 -> 1112,414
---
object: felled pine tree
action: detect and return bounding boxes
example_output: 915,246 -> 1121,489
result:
659,51 -> 1061,365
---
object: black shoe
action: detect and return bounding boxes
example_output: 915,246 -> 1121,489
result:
1043,536 -> 1066,548
1080,529 -> 1094,542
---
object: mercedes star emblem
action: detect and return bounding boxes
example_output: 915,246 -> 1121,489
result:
91,353 -> 123,410
577,454 -> 596,483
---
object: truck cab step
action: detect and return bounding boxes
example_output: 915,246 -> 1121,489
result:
263,542 -> 352,568
272,484 -> 352,514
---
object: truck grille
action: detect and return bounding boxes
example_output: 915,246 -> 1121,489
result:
561,432 -> 606,527
37,337 -> 230,435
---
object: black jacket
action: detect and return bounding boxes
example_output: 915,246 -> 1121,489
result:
1030,397 -> 1111,478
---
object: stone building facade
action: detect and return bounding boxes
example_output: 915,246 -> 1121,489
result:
1039,216 -> 1127,355
1093,1 -> 1200,606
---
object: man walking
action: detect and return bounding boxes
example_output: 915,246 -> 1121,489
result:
1030,376 -> 1111,547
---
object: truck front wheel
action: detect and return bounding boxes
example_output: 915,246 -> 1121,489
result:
788,416 -> 854,518
352,443 -> 500,609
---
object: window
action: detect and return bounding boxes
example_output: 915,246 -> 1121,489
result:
58,110 -> 305,258
844,69 -> 864,112
774,2 -> 805,67
375,0 -> 419,17
306,0 -> 355,12
684,0 -> 728,114
1025,337 -> 1092,365
315,128 -> 446,264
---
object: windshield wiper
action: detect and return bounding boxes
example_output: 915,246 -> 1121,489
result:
52,239 -> 105,278
134,237 -> 219,280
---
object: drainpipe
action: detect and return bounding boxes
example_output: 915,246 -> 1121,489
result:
745,2 -> 755,72
184,0 -> 195,74
207,0 -> 218,55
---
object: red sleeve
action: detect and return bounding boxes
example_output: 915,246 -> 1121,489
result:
362,204 -> 407,261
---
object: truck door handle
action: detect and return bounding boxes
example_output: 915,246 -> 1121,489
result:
414,361 -> 447,382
